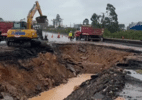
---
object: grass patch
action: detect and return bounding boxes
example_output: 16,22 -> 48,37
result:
136,70 -> 142,74
103,29 -> 142,40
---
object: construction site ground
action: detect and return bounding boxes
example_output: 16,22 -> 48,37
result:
0,32 -> 142,100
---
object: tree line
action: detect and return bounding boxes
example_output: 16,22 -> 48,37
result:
83,3 -> 120,33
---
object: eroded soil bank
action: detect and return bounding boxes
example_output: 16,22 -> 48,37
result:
0,44 -> 133,100
64,51 -> 142,100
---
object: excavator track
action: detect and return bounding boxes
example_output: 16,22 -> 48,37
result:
7,41 -> 31,47
6,39 -> 41,48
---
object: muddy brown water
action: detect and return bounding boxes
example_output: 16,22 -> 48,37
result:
29,74 -> 92,100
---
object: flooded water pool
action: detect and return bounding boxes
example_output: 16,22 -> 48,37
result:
126,69 -> 142,81
29,74 -> 92,100
119,83 -> 142,100
118,70 -> 142,100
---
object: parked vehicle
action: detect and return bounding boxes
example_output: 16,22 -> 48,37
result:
0,22 -> 13,41
75,25 -> 104,41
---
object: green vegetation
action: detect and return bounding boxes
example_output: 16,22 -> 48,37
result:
136,70 -> 142,74
44,28 -> 142,40
44,28 -> 77,35
90,3 -> 142,40
103,29 -> 142,40
91,3 -> 119,33
83,18 -> 89,25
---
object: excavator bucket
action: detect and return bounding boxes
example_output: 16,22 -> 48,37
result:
36,16 -> 47,23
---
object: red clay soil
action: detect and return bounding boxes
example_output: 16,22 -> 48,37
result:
0,44 -> 132,100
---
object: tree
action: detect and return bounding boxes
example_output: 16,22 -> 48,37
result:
0,18 -> 4,21
119,24 -> 125,30
56,14 -> 62,27
106,3 -> 119,33
52,19 -> 56,27
90,3 -> 119,32
91,13 -> 101,28
100,13 -> 106,28
83,18 -> 89,25
91,13 -> 107,28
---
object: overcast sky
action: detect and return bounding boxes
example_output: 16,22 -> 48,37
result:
0,0 -> 142,27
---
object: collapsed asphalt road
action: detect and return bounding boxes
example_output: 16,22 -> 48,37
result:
64,68 -> 142,100
0,43 -> 134,100
64,52 -> 142,100
0,32 -> 142,100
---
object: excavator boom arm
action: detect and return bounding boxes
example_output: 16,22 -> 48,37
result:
36,1 -> 42,16
27,1 -> 43,29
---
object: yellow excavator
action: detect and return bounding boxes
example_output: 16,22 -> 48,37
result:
6,1 -> 47,47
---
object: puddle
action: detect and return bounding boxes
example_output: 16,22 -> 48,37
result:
119,83 -> 142,100
0,41 -> 6,44
126,69 -> 142,81
29,74 -> 92,100
118,69 -> 142,100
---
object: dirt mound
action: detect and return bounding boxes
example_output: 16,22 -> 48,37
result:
64,67 -> 125,100
0,44 -> 132,99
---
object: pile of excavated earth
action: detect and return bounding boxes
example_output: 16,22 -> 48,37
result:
0,43 -> 141,100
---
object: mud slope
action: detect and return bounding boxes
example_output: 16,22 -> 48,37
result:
0,44 -> 132,100
54,44 -> 132,74
64,52 -> 142,100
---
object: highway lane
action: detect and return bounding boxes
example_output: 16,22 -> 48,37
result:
0,31 -> 142,51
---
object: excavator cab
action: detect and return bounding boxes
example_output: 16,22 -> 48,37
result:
12,21 -> 27,29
